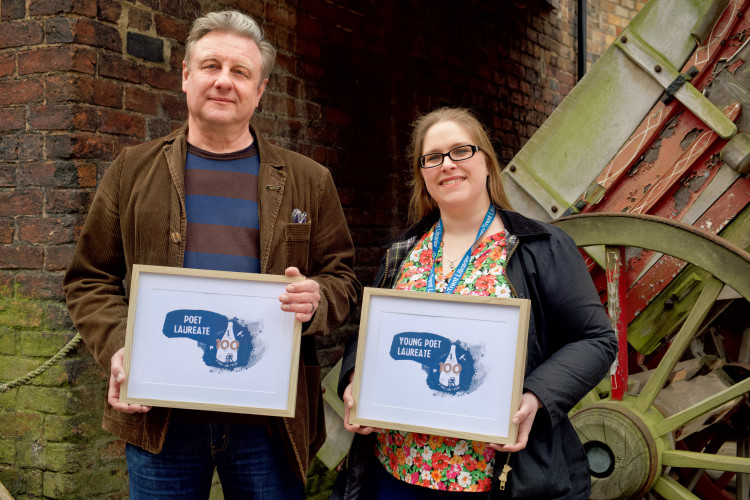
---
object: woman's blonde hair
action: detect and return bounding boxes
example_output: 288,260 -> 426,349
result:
407,107 -> 512,223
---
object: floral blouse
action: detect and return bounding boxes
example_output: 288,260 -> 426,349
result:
374,223 -> 511,492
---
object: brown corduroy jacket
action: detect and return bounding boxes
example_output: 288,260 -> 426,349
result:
63,123 -> 360,481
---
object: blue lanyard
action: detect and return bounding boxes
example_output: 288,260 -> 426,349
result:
427,205 -> 496,294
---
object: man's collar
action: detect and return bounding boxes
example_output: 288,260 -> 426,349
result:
249,123 -> 284,169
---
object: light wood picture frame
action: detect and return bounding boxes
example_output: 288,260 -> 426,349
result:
120,264 -> 302,417
350,287 -> 530,444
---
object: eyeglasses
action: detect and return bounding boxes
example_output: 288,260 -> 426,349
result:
419,145 -> 480,168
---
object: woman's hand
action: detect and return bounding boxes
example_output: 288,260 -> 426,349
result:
343,372 -> 378,435
489,391 -> 541,452
108,347 -> 151,414
280,267 -> 321,323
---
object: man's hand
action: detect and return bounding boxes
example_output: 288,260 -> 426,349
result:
489,391 -> 541,452
280,267 -> 321,322
108,348 -> 151,414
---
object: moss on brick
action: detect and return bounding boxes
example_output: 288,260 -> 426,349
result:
17,357 -> 95,388
17,331 -> 75,357
0,439 -> 15,465
0,409 -> 43,440
0,329 -> 15,354
0,384 -> 18,408
14,439 -> 45,468
16,440 -> 83,473
44,303 -> 75,331
0,466 -> 39,498
59,356 -> 101,386
0,355 -> 49,383
15,467 -> 45,497
44,464 -> 128,498
78,464 -> 129,497
96,437 -> 126,462
41,470 -> 72,498
0,300 -> 45,329
68,384 -> 101,411
43,414 -> 97,443
0,356 -> 41,390
42,443 -> 82,473
16,386 -> 76,415
33,363 -> 71,387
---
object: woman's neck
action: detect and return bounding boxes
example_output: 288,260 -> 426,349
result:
438,203 -> 504,275
440,207 -> 491,240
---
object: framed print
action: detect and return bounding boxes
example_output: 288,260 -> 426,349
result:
120,264 -> 302,417
350,287 -> 530,444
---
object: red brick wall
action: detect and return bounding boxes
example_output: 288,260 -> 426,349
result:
0,0 -> 191,496
0,0 -> 645,496
587,0 -> 648,67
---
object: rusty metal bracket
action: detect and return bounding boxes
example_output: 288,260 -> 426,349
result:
615,31 -> 737,139
661,66 -> 699,105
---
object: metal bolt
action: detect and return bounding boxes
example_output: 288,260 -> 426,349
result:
551,205 -> 558,213
654,65 -> 662,73
664,295 -> 677,310
620,35 -> 627,43
509,165 -> 517,172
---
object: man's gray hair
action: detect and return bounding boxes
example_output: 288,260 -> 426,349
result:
184,10 -> 277,83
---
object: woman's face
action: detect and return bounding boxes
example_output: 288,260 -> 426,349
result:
420,120 -> 490,216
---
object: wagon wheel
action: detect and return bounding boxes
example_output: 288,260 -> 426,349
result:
550,212 -> 750,500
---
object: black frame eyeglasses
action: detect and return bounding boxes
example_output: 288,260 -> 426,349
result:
419,145 -> 481,169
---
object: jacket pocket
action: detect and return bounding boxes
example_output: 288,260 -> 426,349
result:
284,222 -> 311,275
510,423 -> 578,499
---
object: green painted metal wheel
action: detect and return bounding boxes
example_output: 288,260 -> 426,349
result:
552,213 -> 750,500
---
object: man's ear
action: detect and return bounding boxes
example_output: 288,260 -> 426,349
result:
255,78 -> 268,107
182,60 -> 189,93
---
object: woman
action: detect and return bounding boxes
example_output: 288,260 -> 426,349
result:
333,108 -> 617,499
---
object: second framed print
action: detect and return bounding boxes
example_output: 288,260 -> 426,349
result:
350,287 -> 530,444
120,264 -> 302,417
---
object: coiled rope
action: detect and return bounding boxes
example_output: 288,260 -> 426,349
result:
0,333 -> 82,393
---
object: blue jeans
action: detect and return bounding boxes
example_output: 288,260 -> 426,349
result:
126,420 -> 303,499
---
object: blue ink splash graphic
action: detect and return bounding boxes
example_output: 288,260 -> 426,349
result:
389,332 -> 484,395
162,310 -> 264,372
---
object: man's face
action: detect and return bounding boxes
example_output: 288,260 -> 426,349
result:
182,31 -> 267,134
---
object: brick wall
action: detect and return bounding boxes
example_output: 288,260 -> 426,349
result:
0,0 -> 644,497
587,0 -> 648,66
0,0 -> 190,496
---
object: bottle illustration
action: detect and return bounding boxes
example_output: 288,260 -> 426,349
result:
439,344 -> 461,389
216,321 -> 237,364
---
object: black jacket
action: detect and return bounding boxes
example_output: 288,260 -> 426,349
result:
334,209 -> 617,499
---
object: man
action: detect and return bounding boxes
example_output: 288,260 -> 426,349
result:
63,10 -> 360,499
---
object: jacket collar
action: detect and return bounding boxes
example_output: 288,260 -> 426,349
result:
385,206 -> 550,248
160,122 -> 287,208
497,208 -> 550,239
165,122 -> 286,168
251,123 -> 285,169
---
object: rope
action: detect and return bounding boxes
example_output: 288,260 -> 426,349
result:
0,333 -> 82,393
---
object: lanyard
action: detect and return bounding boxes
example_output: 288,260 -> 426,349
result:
427,205 -> 496,294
